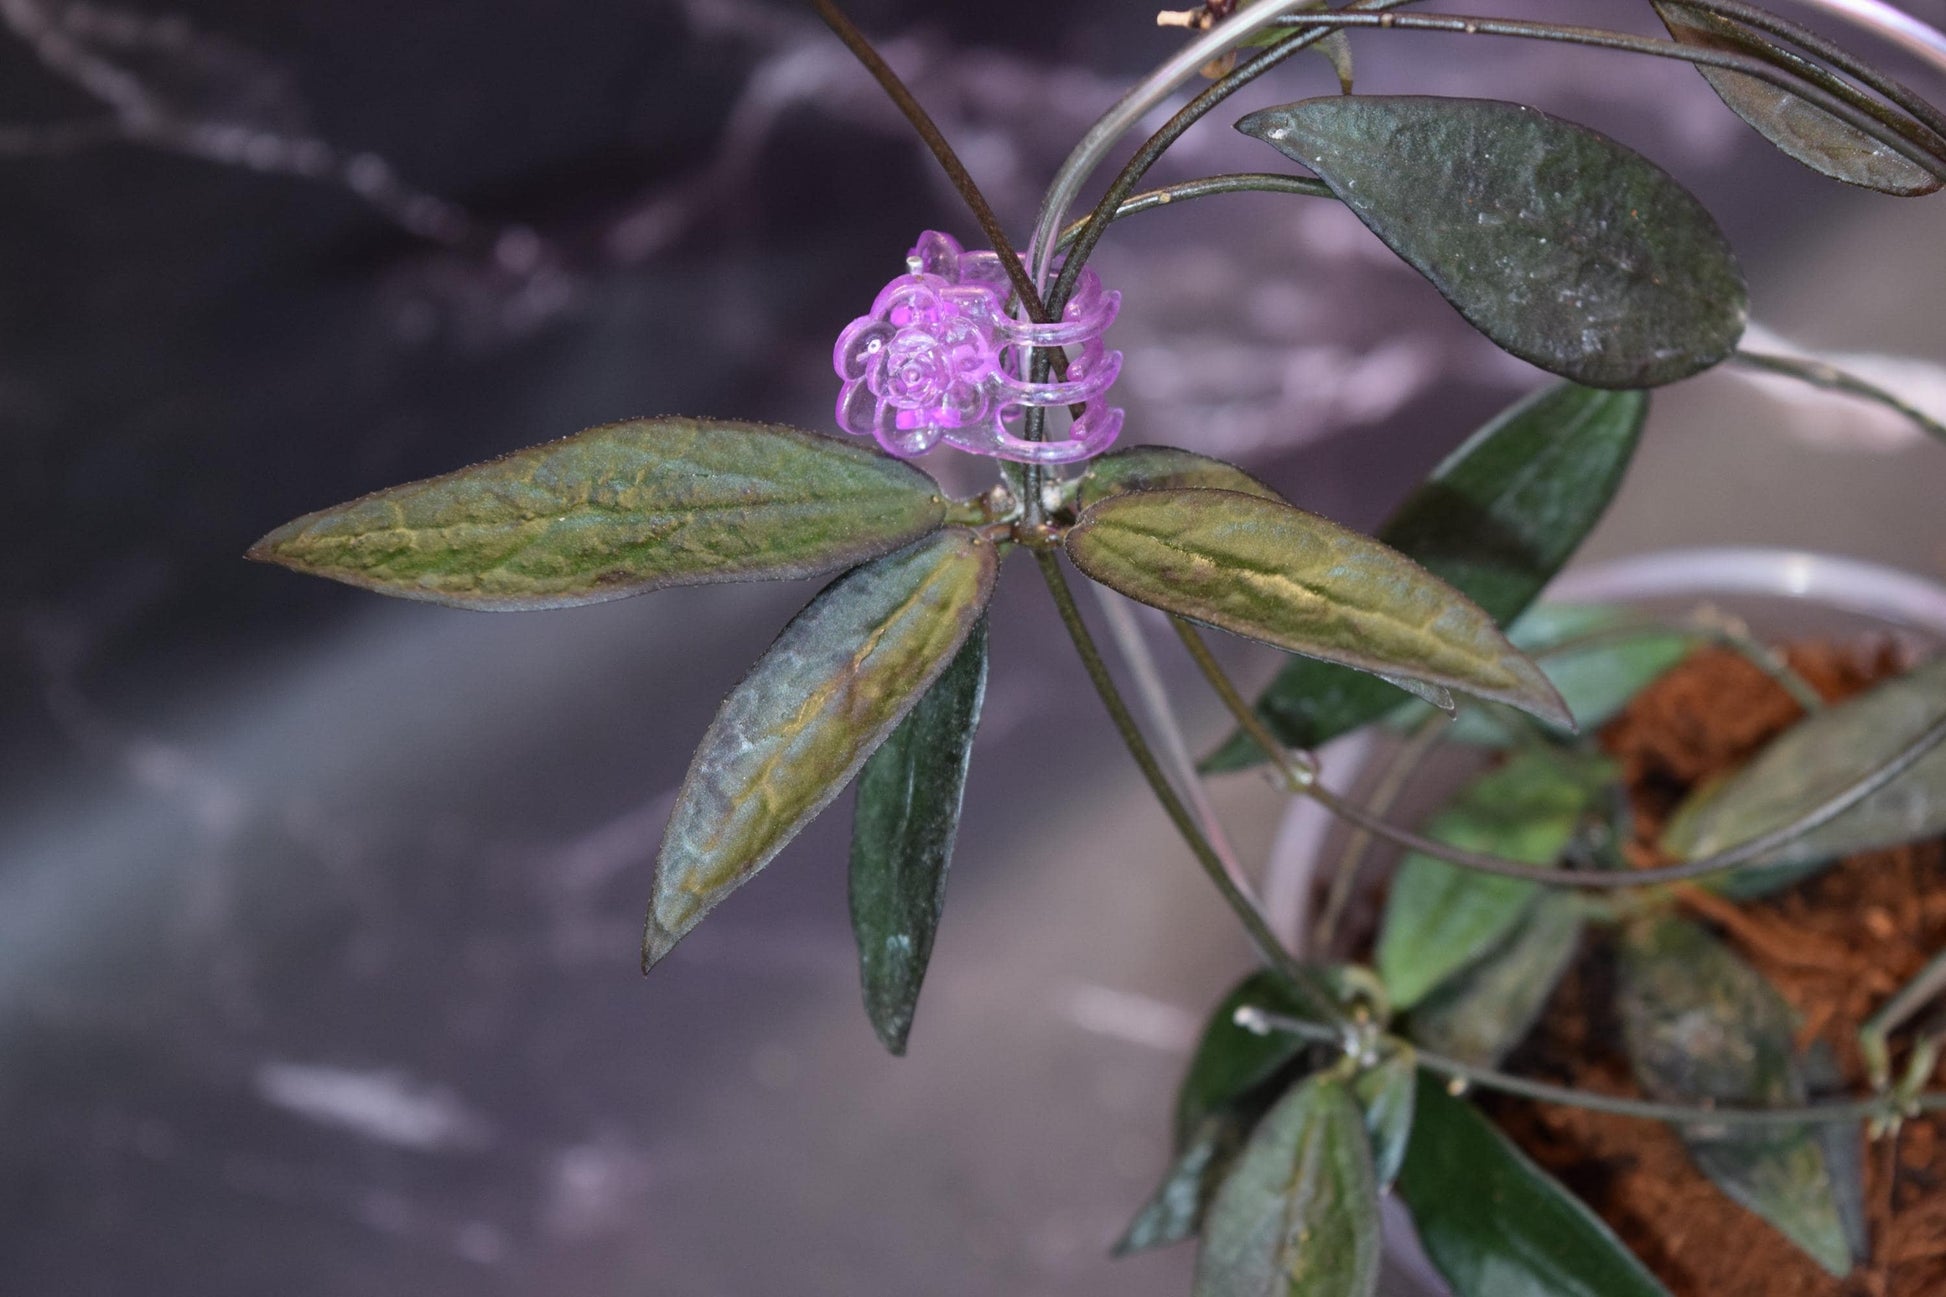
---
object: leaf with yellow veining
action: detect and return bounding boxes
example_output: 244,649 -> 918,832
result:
251,417 -> 946,609
645,530 -> 997,967
1066,488 -> 1569,728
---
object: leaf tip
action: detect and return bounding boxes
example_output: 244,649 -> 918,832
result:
245,519 -> 305,569
1232,107 -> 1283,145
641,919 -> 681,973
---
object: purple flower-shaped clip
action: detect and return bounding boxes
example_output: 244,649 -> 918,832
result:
833,230 -> 1123,464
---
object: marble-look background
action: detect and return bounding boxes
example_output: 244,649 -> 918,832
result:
3,2 -> 1944,1294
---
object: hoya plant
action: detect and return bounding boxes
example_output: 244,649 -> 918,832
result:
251,1 -> 1946,1293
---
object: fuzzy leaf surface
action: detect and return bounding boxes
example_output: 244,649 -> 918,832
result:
250,417 -> 946,609
1066,489 -> 1569,728
1400,1083 -> 1674,1297
1663,654 -> 1946,874
1237,96 -> 1747,387
1077,446 -> 1285,512
1193,1076 -> 1380,1297
1205,385 -> 1644,771
645,530 -> 996,967
1617,916 -> 1853,1276
1378,752 -> 1611,1008
848,619 -> 988,1054
1656,3 -> 1942,196
1408,891 -> 1585,1067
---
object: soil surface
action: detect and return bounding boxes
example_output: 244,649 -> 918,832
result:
1489,643 -> 1946,1297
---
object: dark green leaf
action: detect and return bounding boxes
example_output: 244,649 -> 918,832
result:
1400,1082 -> 1674,1297
1066,489 -> 1570,728
1117,973 -> 1321,1256
1194,1076 -> 1380,1297
847,620 -> 989,1055
1076,445 -> 1285,512
1617,917 -> 1852,1275
645,530 -> 997,967
1378,752 -> 1612,1007
1655,3 -> 1943,196
1663,654 -> 1946,876
1176,973 -> 1321,1148
1351,1049 -> 1417,1193
1236,96 -> 1747,387
1408,891 -> 1585,1067
1204,384 -> 1645,772
250,417 -> 946,609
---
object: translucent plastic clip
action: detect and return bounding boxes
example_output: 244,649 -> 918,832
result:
833,230 -> 1123,463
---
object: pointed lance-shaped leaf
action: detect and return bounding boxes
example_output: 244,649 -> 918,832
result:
1655,3 -> 1944,197
848,619 -> 989,1055
1237,96 -> 1747,388
1204,384 -> 1646,772
1664,653 -> 1946,875
1378,752 -> 1612,1008
1116,972 -> 1322,1256
249,417 -> 947,609
1618,916 -> 1854,1276
1400,1083 -> 1675,1297
1193,1075 -> 1381,1297
1067,487 -> 1571,730
1408,891 -> 1585,1068
645,530 -> 997,968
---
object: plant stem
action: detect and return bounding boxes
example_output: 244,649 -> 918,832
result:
1256,11 -> 1946,174
1307,706 -> 1946,888
1094,588 -> 1249,883
1312,707 -> 1449,955
1173,606 -> 1946,889
1046,0 -> 1415,316
1241,1007 -> 1944,1128
1734,348 -> 1946,447
1683,0 -> 1946,143
1034,550 -> 1342,1024
808,0 -> 1050,325
1054,173 -> 1337,254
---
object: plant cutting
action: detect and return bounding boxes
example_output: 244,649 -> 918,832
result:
247,1 -> 1946,1294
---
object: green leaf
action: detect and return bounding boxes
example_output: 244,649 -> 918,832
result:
1194,1076 -> 1380,1297
1116,1114 -> 1256,1258
1408,891 -> 1585,1067
1118,973 -> 1322,1256
1378,752 -> 1612,1008
645,530 -> 997,967
1428,606 -> 1694,746
1663,654 -> 1946,877
1076,445 -> 1285,513
249,417 -> 947,609
1400,1082 -> 1674,1297
1204,384 -> 1646,772
1617,917 -> 1853,1276
1236,96 -> 1747,387
1351,1049 -> 1417,1194
1176,974 -> 1321,1147
1065,489 -> 1570,729
847,619 -> 988,1055
1655,3 -> 1943,197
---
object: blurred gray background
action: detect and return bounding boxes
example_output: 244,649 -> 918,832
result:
2,1 -> 1944,1294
